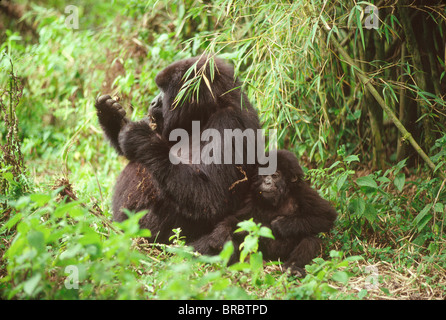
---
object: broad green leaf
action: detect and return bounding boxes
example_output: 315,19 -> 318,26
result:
349,197 -> 365,216
243,235 -> 258,253
258,226 -> 274,239
434,202 -> 443,213
24,273 -> 42,296
30,193 -> 52,207
54,201 -> 82,218
332,271 -> 350,285
356,175 -> 378,189
2,171 -> 13,182
345,255 -> 364,262
329,250 -> 343,258
364,203 -> 377,224
413,204 -> 432,226
27,230 -> 45,252
219,241 -> 234,265
416,214 -> 433,232
235,219 -> 256,233
250,252 -> 263,273
344,155 -> 360,163
336,172 -> 349,191
358,289 -> 368,299
3,212 -> 23,230
394,173 -> 405,192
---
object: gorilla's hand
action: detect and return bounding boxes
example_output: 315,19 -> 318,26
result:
118,119 -> 158,161
271,215 -> 286,237
95,95 -> 129,154
95,95 -> 127,125
283,261 -> 306,277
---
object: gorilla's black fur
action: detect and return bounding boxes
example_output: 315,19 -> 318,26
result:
95,55 -> 260,243
191,150 -> 338,275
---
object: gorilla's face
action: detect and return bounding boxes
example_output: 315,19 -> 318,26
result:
148,92 -> 164,133
256,170 -> 287,207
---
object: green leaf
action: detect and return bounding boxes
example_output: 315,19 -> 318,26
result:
393,173 -> 405,192
413,204 -> 433,231
329,250 -> 343,259
356,175 -> 378,189
250,252 -> 263,273
3,212 -> 23,230
24,273 -> 42,296
434,202 -> 443,213
54,201 -> 82,218
345,255 -> 364,262
59,243 -> 83,260
319,283 -> 338,295
258,226 -> 274,239
344,155 -> 360,163
332,271 -> 350,285
336,172 -> 349,191
355,5 -> 365,49
358,289 -> 368,299
316,269 -> 327,281
363,203 -> 377,224
328,161 -> 341,170
30,193 -> 52,207
12,195 -> 31,210
235,219 -> 257,233
229,262 -> 251,271
3,171 -> 14,182
416,214 -> 433,232
380,287 -> 391,296
349,197 -> 365,216
27,231 -> 45,252
68,208 -> 85,218
219,241 -> 234,265
137,229 -> 151,238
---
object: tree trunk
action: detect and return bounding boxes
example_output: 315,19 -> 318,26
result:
397,43 -> 419,166
399,2 -> 435,151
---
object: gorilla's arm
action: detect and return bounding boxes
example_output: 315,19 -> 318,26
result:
117,117 -> 247,221
190,215 -> 239,254
271,184 -> 337,238
95,95 -> 129,155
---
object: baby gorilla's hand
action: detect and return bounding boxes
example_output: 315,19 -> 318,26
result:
271,215 -> 286,237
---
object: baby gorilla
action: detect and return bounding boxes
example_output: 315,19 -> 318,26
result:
191,150 -> 338,276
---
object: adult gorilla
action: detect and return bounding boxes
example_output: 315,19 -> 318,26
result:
95,55 -> 261,243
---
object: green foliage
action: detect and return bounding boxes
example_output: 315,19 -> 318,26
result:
287,251 -> 363,300
1,0 -> 445,300
1,191 -> 151,299
234,218 -> 274,263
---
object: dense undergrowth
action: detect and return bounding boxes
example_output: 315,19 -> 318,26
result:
0,0 -> 445,300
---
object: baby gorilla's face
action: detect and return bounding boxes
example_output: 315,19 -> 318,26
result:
257,171 -> 287,207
